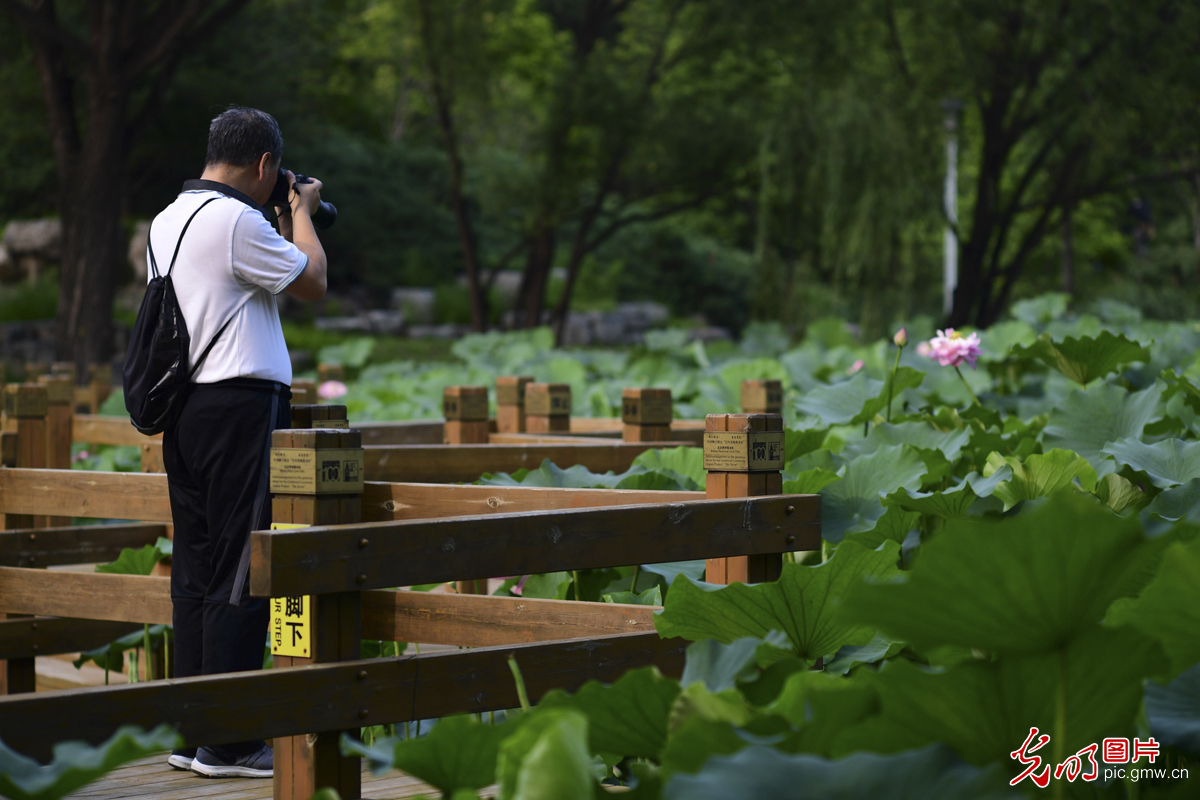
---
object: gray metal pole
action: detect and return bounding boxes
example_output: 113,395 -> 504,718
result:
942,99 -> 962,318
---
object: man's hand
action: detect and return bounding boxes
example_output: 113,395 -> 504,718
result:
281,169 -> 328,302
289,171 -> 323,217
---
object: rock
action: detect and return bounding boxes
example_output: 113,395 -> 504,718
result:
391,287 -> 435,324
3,218 -> 61,260
128,221 -> 151,283
315,316 -> 374,333
315,310 -> 406,336
365,309 -> 405,335
688,326 -> 733,343
489,271 -> 524,309
616,301 -> 670,331
561,312 -> 594,347
594,312 -> 626,346
407,323 -> 469,340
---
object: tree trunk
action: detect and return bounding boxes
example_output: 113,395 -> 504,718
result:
56,84 -> 127,371
519,227 -> 555,329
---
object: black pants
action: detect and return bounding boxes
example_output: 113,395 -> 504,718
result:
163,378 -> 290,756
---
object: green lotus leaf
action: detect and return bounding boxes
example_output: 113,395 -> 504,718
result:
94,544 -> 167,576
984,449 -> 1098,511
782,468 -> 842,495
1011,293 -> 1070,325
1143,478 -> 1200,521
833,627 -> 1166,766
1042,381 -> 1162,474
841,491 -> 1155,655
343,714 -> 506,792
537,666 -> 681,760
882,469 -> 1011,519
1145,663 -> 1200,757
1102,437 -> 1200,489
497,708 -> 594,800
664,744 -> 1019,800
845,422 -> 971,462
795,368 -> 924,426
823,632 -> 907,676
843,506 -> 921,549
630,447 -> 706,488
601,586 -> 662,606
785,428 -> 828,461
1011,331 -> 1150,385
1093,472 -> 1147,513
1107,538 -> 1200,677
0,725 -> 180,800
655,540 -> 901,664
821,445 -> 927,543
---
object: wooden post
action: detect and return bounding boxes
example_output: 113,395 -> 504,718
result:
4,385 -> 49,531
140,443 -> 165,474
444,386 -> 489,593
86,364 -> 112,414
703,412 -> 784,584
443,386 -> 489,445
291,380 -> 318,406
0,384 -> 47,696
22,362 -> 48,382
525,383 -> 571,433
316,363 -> 344,388
50,362 -> 77,383
741,379 -> 783,414
496,376 -> 533,434
37,375 -> 73,526
621,387 -> 673,443
291,404 -> 348,429
270,428 -> 364,800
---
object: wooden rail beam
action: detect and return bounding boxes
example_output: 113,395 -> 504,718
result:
0,568 -> 659,647
0,632 -> 686,762
72,415 -> 159,447
0,618 -> 141,660
252,494 -> 821,596
363,590 -> 656,646
0,568 -> 173,624
361,482 -> 696,521
364,442 -> 680,483
0,469 -> 172,521
0,469 -> 698,522
0,523 -> 166,567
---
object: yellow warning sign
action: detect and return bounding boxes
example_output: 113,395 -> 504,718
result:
270,523 -> 313,657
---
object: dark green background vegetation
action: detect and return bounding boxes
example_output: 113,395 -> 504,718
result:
3,0 -> 1200,340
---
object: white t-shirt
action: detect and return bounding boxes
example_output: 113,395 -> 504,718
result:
147,190 -> 306,384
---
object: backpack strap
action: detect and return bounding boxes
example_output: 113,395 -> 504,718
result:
147,196 -> 220,280
186,313 -> 235,381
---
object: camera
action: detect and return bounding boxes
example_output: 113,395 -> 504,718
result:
268,168 -> 337,229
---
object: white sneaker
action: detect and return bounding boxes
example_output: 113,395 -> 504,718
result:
191,744 -> 273,778
166,750 -> 195,771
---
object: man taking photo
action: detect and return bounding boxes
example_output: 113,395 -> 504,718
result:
148,106 -> 327,779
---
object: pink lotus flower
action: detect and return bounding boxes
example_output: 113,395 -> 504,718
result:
924,329 -> 982,369
916,341 -> 932,357
318,380 -> 348,400
847,359 -> 865,375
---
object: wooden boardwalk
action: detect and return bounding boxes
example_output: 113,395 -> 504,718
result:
63,754 -> 496,799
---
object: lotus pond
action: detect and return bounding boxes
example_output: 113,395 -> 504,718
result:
8,293 -> 1200,799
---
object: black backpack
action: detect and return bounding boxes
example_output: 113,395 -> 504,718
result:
124,198 -> 233,435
